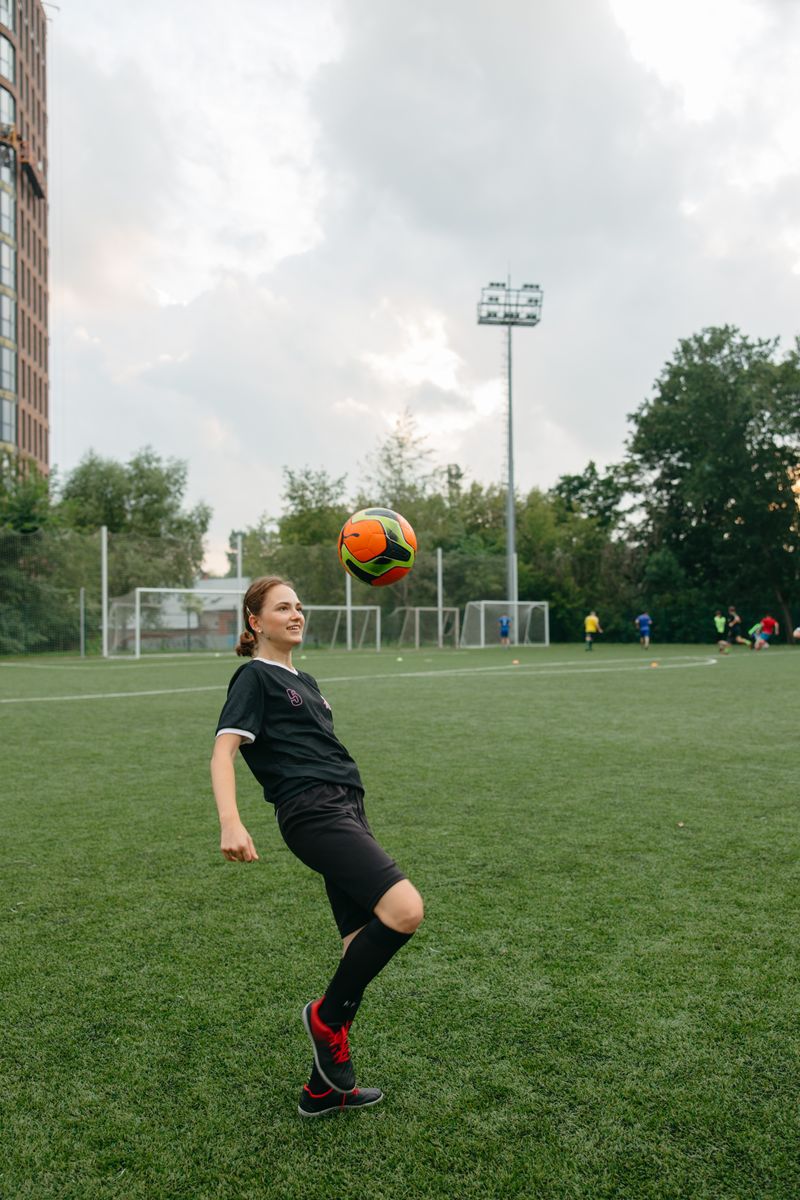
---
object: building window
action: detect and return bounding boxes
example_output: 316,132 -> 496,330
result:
0,34 -> 13,84
0,396 -> 14,442
0,187 -> 13,237
0,292 -> 13,340
0,343 -> 14,390
0,0 -> 13,33
0,82 -> 13,125
0,239 -> 13,287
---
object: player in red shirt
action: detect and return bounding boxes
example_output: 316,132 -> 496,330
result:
759,614 -> 779,643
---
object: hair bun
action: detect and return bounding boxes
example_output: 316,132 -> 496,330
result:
235,628 -> 257,657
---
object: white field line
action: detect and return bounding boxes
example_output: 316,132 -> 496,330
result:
0,650 -> 712,674
0,684 -> 227,704
0,656 -> 717,705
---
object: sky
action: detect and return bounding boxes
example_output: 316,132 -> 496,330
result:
47,0 -> 800,573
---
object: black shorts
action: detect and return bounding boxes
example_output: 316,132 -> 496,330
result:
276,782 -> 407,938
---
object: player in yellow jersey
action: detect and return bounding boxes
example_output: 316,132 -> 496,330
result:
584,610 -> 602,651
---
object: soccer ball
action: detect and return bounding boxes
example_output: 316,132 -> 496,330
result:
338,507 -> 417,586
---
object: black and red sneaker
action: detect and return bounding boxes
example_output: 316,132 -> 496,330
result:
302,999 -> 356,1093
298,1084 -> 383,1118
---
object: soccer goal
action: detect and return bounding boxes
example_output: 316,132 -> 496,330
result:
109,590 -> 382,656
395,606 -> 460,648
108,587 -> 245,656
302,605 -> 381,651
460,600 -> 549,648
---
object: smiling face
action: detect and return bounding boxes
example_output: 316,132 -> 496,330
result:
250,584 -> 305,654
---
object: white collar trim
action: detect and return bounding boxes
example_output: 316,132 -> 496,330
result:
253,657 -> 299,676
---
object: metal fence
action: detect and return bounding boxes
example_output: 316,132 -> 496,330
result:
0,529 -> 524,656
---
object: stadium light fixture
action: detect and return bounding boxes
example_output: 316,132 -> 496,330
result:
477,277 -> 543,617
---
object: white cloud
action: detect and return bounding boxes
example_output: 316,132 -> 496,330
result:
361,310 -> 463,392
609,0 -> 768,121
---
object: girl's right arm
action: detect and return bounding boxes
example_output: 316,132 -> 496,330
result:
210,733 -> 260,862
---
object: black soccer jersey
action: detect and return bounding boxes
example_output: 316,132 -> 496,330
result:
215,659 -> 363,806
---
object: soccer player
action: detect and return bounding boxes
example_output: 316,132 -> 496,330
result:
758,613 -> 780,645
498,613 -> 511,646
210,576 -> 424,1119
726,606 -> 750,647
584,610 -> 602,650
713,610 -> 730,653
747,620 -> 764,649
635,610 -> 653,649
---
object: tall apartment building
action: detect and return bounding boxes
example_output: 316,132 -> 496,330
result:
0,0 -> 48,471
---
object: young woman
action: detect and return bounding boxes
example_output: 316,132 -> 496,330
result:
210,576 -> 424,1118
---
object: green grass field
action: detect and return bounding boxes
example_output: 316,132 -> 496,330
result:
1,643 -> 798,1200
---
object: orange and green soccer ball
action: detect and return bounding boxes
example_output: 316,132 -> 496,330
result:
337,507 -> 417,587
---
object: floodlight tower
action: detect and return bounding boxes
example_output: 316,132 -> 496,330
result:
477,278 -> 543,614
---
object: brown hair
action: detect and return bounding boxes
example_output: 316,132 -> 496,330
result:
235,576 -> 293,657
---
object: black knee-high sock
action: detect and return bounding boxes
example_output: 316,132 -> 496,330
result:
318,918 -> 412,1027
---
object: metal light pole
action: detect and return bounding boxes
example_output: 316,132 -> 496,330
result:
477,279 -> 543,613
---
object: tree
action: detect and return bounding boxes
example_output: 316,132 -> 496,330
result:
278,466 -> 348,546
0,449 -> 55,533
625,326 -> 800,638
517,486 -> 637,640
550,460 -> 627,531
57,448 -> 212,595
356,408 -> 439,519
59,447 -> 211,543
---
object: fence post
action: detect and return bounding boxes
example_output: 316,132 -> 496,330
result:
345,571 -> 353,652
101,526 -> 109,658
512,551 -> 519,646
134,588 -> 141,660
436,547 -> 444,649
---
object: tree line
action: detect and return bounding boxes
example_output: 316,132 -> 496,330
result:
2,325 -> 798,649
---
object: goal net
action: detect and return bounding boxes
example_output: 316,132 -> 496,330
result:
460,600 -> 549,648
109,590 -> 382,656
108,588 -> 245,656
394,606 -> 460,648
302,605 -> 381,651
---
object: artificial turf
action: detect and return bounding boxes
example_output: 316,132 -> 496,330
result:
1,643 -> 798,1199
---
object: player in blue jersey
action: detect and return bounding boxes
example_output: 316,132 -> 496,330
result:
635,611 -> 653,649
210,576 -> 424,1118
498,613 -> 511,646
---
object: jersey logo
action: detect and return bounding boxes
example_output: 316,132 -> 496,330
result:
286,688 -> 303,707
322,697 -> 331,711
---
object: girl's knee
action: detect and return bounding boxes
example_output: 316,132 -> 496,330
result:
376,881 -> 424,934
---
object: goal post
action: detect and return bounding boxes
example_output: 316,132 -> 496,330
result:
395,606 -> 460,648
460,600 -> 549,648
109,589 -> 382,657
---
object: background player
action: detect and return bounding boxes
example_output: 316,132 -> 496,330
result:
635,610 -> 653,649
584,610 -> 602,651
210,576 -> 424,1118
714,610 -> 730,653
498,613 -> 511,646
726,605 -> 750,647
